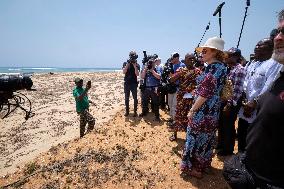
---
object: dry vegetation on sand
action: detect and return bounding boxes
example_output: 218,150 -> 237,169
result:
0,109 -> 230,189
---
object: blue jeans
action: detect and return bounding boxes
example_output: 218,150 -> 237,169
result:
124,83 -> 138,112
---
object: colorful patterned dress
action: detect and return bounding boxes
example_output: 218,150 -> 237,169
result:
181,62 -> 227,172
172,67 -> 201,132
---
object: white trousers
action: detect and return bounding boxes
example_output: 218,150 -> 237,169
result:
168,92 -> 177,119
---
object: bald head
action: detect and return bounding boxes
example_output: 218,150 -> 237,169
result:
254,38 -> 273,61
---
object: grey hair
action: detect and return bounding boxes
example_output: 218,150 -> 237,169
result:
278,9 -> 284,22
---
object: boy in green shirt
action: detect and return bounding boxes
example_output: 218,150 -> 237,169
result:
73,77 -> 95,138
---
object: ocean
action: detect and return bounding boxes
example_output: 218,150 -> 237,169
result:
0,67 -> 121,74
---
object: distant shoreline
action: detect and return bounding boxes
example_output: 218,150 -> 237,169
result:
0,67 -> 121,74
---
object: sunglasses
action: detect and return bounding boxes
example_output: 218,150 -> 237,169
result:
202,49 -> 208,54
276,27 -> 284,35
227,53 -> 239,58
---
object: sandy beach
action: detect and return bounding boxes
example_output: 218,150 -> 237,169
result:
0,71 -> 230,188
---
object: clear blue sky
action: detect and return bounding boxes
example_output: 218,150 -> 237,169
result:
0,0 -> 282,68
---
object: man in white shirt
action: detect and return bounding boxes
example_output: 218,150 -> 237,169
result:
237,38 -> 273,152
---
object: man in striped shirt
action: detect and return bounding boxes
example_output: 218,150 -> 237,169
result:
218,47 -> 246,156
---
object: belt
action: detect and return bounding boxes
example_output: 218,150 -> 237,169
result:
145,86 -> 158,88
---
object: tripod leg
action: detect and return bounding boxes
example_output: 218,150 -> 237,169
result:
2,103 -> 11,119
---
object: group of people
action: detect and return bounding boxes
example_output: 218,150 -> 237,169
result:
73,9 -> 284,188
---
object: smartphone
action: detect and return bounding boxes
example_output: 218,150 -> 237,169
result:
87,80 -> 91,88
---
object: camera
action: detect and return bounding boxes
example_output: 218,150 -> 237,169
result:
0,74 -> 34,120
161,59 -> 174,83
142,50 -> 158,65
0,74 -> 33,92
87,80 -> 91,86
127,52 -> 138,64
160,59 -> 177,94
142,51 -> 158,70
147,60 -> 154,70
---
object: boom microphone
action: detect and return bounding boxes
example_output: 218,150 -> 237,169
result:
213,2 -> 225,16
246,0 -> 250,6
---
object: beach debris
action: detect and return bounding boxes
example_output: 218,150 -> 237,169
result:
40,180 -> 60,189
24,162 -> 40,175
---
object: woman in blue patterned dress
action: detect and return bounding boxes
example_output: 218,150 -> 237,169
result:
180,37 -> 228,178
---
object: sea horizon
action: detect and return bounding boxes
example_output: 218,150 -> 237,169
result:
0,67 -> 121,74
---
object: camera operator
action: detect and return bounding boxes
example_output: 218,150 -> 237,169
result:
167,52 -> 185,125
73,78 -> 95,138
122,51 -> 140,117
160,58 -> 174,110
139,59 -> 162,122
154,58 -> 166,109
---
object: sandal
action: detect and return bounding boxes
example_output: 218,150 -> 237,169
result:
168,127 -> 176,132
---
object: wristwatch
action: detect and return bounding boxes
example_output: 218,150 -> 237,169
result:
253,97 -> 259,105
189,108 -> 197,113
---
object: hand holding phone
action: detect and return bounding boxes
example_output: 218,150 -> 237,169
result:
86,80 -> 91,89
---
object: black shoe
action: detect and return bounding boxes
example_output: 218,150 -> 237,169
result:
124,111 -> 129,116
169,133 -> 177,141
217,150 -> 233,156
167,118 -> 173,123
215,145 -> 223,150
154,117 -> 161,122
168,121 -> 175,126
139,112 -> 148,117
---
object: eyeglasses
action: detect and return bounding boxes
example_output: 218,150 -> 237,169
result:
276,27 -> 284,35
227,53 -> 240,58
202,49 -> 208,54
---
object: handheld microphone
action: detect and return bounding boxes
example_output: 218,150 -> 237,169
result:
206,22 -> 210,30
213,2 -> 225,16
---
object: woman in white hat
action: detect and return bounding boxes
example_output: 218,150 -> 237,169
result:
180,37 -> 228,178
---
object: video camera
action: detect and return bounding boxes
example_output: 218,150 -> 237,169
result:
127,52 -> 138,64
139,51 -> 158,91
160,58 -> 177,94
0,74 -> 34,119
0,74 -> 33,92
0,74 -> 33,103
142,50 -> 158,70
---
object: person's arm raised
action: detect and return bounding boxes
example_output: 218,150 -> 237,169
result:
151,68 -> 161,80
122,62 -> 129,74
133,62 -> 140,77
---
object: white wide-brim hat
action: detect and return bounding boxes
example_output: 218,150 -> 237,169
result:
195,36 -> 225,53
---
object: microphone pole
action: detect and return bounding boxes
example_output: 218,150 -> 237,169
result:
213,2 -> 225,38
197,22 -> 210,48
194,2 -> 224,64
194,22 -> 210,65
237,0 -> 250,48
218,11 -> 222,38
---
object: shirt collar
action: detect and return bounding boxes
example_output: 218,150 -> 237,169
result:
230,63 -> 241,70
